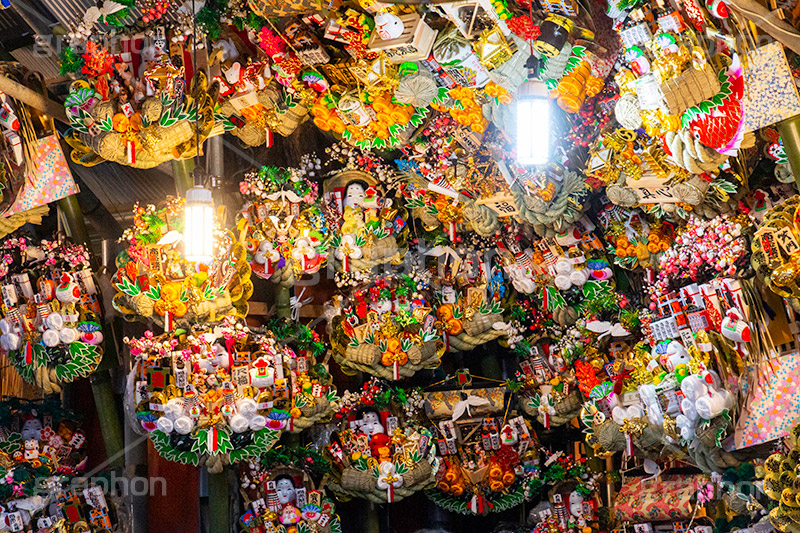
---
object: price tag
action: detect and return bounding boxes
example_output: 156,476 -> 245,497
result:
775,226 -> 800,255
476,194 -> 519,216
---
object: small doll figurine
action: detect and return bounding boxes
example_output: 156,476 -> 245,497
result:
359,411 -> 385,436
21,415 -> 42,442
343,180 -> 368,210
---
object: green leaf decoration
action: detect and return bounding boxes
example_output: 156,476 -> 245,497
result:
202,285 -> 218,301
144,284 -> 162,301
353,457 -> 369,471
408,110 -> 426,128
115,275 -> 141,296
405,197 -> 426,209
432,87 -> 451,105
545,286 -> 566,310
151,430 -> 200,466
711,178 -> 737,194
54,342 -> 103,383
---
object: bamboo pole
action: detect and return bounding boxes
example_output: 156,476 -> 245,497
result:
778,115 -> 800,192
183,139 -> 233,531
58,195 -> 125,468
57,196 -> 89,246
276,286 -> 291,320
171,158 -> 196,197
0,73 -> 69,125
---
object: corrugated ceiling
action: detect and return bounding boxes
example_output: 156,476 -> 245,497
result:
38,0 -> 180,31
10,47 -> 62,82
69,161 -> 178,224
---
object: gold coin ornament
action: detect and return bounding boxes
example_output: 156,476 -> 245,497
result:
752,196 -> 800,298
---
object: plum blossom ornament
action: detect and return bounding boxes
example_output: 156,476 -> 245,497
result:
335,234 -> 363,272
376,461 -> 404,502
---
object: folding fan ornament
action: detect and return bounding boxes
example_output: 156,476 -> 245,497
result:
126,317 -> 287,472
0,399 -> 116,532
239,164 -> 331,287
113,199 -> 252,330
325,380 -> 437,504
421,383 -> 541,515
0,234 -> 104,394
238,447 -> 342,533
328,272 -> 443,380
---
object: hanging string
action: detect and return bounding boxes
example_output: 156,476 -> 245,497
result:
192,0 -> 201,181
425,373 -> 507,389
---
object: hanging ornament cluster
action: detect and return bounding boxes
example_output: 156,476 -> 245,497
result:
113,199 -> 251,330
0,233 -> 103,394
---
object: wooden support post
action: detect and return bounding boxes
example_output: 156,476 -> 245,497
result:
727,0 -> 800,55
0,72 -> 69,125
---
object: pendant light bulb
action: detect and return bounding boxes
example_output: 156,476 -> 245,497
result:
516,55 -> 551,167
184,181 -> 215,264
